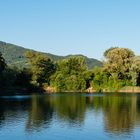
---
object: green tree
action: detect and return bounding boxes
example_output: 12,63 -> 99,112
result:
50,56 -> 87,91
91,67 -> 107,92
14,68 -> 32,87
0,52 -> 6,86
83,70 -> 94,88
103,47 -> 134,81
25,51 -> 56,87
130,56 -> 140,86
0,52 -> 6,73
0,67 -> 17,87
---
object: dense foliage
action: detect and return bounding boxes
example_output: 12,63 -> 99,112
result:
25,51 -> 56,87
1,45 -> 140,92
50,56 -> 87,91
0,52 -> 6,73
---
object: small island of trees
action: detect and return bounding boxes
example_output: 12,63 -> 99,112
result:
0,47 -> 140,93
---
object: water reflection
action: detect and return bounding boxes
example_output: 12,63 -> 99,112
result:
87,94 -> 140,134
0,93 -> 140,136
103,95 -> 137,134
26,95 -> 54,131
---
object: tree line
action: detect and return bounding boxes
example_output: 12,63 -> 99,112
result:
0,47 -> 140,92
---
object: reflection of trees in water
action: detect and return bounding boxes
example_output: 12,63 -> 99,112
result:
91,95 -> 140,135
26,94 -> 87,130
82,94 -> 140,135
135,96 -> 140,126
0,97 -> 31,127
0,111 -> 5,126
51,95 -> 86,126
1,94 -> 140,135
25,95 -> 54,131
103,96 -> 136,134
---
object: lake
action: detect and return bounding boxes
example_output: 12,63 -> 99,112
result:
0,93 -> 140,140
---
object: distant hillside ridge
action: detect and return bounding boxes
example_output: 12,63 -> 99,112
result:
0,41 -> 102,69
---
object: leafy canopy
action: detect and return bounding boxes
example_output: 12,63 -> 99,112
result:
25,51 -> 56,87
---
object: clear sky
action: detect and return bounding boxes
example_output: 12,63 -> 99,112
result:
0,0 -> 140,60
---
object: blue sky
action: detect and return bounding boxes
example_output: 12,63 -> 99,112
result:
0,0 -> 140,60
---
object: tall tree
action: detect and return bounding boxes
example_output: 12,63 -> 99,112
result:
0,52 -> 6,73
130,56 -> 140,86
103,47 -> 135,80
0,52 -> 6,87
25,51 -> 56,87
50,56 -> 87,91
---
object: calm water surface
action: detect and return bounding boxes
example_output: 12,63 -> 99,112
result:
0,93 -> 140,140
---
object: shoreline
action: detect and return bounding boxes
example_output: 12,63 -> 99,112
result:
1,86 -> 140,96
43,86 -> 140,93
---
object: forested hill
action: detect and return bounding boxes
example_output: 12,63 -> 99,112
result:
0,41 -> 102,69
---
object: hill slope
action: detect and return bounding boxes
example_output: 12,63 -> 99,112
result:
0,41 -> 102,69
